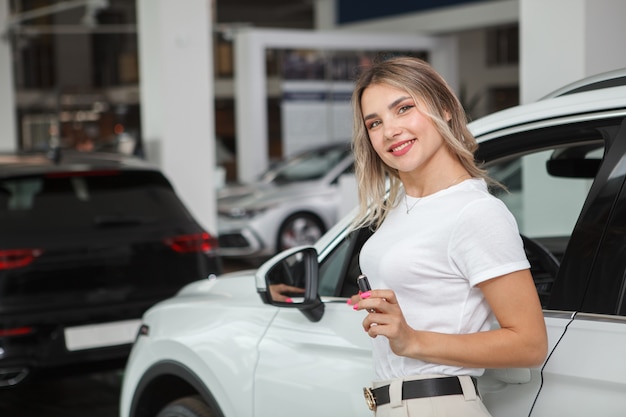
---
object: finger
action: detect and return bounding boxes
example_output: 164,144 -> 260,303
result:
362,312 -> 390,330
362,315 -> 376,332
358,297 -> 392,314
347,294 -> 361,306
369,289 -> 398,304
364,316 -> 393,337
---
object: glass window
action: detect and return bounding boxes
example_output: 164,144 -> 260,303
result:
0,171 -> 186,235
318,227 -> 373,298
261,146 -> 350,184
489,143 -> 601,252
480,115 -> 615,307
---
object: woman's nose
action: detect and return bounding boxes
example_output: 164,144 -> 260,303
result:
383,120 -> 402,139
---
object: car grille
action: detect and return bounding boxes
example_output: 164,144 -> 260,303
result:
218,233 -> 250,248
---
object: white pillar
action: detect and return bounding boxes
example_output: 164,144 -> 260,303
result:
233,28 -> 269,184
520,0 -> 626,103
136,0 -> 217,233
313,0 -> 336,30
0,0 -> 17,151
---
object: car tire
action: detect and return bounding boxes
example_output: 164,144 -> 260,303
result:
156,396 -> 215,417
277,213 -> 325,252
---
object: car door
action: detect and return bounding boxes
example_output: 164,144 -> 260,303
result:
254,226 -> 374,417
477,113 -> 626,416
254,301 -> 373,417
526,117 -> 626,416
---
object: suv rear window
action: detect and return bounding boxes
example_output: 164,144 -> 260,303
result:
0,170 -> 190,235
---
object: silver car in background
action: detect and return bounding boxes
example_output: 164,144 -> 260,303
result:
217,142 -> 355,261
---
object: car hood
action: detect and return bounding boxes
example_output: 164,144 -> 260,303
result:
217,182 -> 273,202
178,269 -> 257,294
148,268 -> 262,311
218,181 -> 327,210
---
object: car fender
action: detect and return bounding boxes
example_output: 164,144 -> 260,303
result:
127,359 -> 227,417
121,275 -> 278,417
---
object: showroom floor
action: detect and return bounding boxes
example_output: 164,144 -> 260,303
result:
0,370 -> 122,416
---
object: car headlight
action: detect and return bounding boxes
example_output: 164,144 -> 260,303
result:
220,204 -> 274,219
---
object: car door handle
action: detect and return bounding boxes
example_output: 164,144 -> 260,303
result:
489,368 -> 531,384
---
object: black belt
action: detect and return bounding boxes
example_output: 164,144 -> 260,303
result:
363,376 -> 478,411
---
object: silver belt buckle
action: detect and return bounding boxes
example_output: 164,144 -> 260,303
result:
363,387 -> 377,411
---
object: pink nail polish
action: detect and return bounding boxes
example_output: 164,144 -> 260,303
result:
353,304 -> 359,310
285,298 -> 293,303
346,299 -> 353,305
361,291 -> 371,299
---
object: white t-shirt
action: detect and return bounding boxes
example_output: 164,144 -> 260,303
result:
359,178 -> 530,380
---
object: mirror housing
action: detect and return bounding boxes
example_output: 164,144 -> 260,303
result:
546,158 -> 600,178
255,246 -> 325,322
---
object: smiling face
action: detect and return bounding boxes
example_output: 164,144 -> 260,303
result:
360,82 -> 454,187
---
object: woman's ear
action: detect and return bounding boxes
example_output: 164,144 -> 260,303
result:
444,110 -> 452,122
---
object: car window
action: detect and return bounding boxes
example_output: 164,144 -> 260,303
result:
487,143 -> 603,306
479,115 -> 624,309
489,143 -> 602,259
318,226 -> 373,298
579,118 -> 626,316
585,171 -> 626,315
0,170 -> 188,235
262,146 -> 350,184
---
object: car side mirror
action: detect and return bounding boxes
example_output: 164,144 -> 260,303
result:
255,246 -> 325,322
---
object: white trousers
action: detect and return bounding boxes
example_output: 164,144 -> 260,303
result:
371,374 -> 492,417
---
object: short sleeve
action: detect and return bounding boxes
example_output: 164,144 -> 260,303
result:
449,197 -> 530,287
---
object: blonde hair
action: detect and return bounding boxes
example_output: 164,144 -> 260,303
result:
351,56 -> 490,230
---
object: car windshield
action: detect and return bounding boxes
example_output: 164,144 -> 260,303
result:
259,146 -> 350,184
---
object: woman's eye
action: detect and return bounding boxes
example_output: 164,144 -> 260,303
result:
368,120 -> 381,129
398,105 -> 414,114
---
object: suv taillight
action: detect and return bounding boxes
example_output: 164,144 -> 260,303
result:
163,232 -> 217,253
0,327 -> 34,337
0,249 -> 43,270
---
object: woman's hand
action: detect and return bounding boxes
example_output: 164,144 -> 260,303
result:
269,283 -> 305,303
351,289 -> 418,358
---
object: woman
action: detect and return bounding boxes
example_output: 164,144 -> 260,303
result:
348,56 -> 547,416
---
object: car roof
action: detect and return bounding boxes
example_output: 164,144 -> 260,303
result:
468,84 -> 626,141
540,68 -> 626,99
0,150 -> 159,178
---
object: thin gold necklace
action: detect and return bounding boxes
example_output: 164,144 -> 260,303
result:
404,194 -> 421,214
404,173 -> 470,214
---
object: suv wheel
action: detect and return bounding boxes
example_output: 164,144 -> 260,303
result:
156,396 -> 214,417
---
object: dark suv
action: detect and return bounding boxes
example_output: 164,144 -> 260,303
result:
0,151 -> 221,387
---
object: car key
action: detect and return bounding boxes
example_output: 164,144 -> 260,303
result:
357,274 -> 371,292
356,274 -> 376,312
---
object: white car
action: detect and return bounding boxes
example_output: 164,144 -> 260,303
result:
120,70 -> 626,417
217,142 -> 355,261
